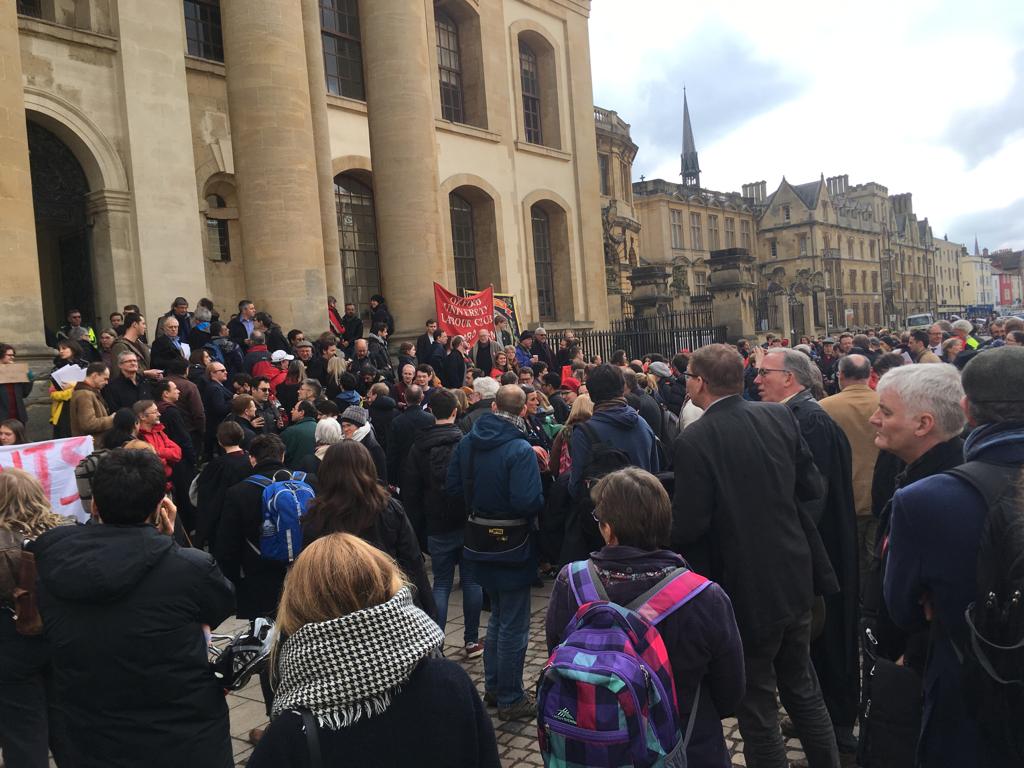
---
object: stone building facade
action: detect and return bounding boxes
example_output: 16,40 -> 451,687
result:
594,105 -> 639,319
2,0 -> 609,359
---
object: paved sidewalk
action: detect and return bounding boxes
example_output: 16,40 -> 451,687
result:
220,575 -> 816,767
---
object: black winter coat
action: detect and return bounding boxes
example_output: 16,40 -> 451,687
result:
671,395 -> 834,649
785,389 -> 860,726
195,449 -> 251,550
34,524 -> 235,768
339,313 -> 363,348
358,429 -> 388,485
627,388 -> 664,441
214,461 -> 318,619
247,657 -> 498,768
443,348 -> 467,389
370,303 -> 395,336
387,407 -> 436,485
368,395 -> 398,455
401,423 -> 467,537
102,373 -> 153,413
303,497 -> 437,620
367,333 -> 393,377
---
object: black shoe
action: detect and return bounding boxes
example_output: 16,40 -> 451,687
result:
780,715 -> 797,739
835,725 -> 859,754
483,690 -> 496,707
498,694 -> 536,721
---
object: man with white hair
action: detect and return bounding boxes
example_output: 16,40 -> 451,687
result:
879,352 -> 1022,764
951,318 -> 979,350
460,375 -> 500,433
755,348 -> 860,753
859,363 -> 965,764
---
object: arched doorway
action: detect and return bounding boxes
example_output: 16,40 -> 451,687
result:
27,120 -> 93,338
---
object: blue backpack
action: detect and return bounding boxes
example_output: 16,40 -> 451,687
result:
244,470 -> 315,562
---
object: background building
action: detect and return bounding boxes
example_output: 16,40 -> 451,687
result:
608,96 -> 984,337
2,0 -> 609,358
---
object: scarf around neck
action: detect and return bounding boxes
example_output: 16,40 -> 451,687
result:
272,587 -> 444,728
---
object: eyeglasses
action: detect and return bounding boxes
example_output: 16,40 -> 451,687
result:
755,368 -> 789,377
680,371 -> 699,379
258,387 -> 271,393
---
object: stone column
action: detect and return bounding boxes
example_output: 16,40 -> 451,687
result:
221,0 -> 328,333
709,248 -> 757,341
361,0 -> 445,337
301,0 -> 343,301
116,0 -> 209,319
0,4 -> 46,350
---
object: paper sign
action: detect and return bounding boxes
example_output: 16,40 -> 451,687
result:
50,364 -> 87,391
0,436 -> 94,522
433,283 -> 495,346
0,363 -> 30,384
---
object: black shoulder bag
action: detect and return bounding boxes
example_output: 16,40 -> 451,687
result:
461,445 -> 532,563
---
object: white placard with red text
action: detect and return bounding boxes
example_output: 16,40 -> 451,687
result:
0,436 -> 94,522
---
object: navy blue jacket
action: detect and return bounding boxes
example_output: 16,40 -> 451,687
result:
884,422 -> 1024,767
446,412 -> 544,591
567,404 -> 659,498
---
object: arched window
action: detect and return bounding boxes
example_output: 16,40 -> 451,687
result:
321,0 -> 364,100
449,192 -> 478,293
184,0 -> 224,62
435,10 -> 464,123
531,205 -> 555,321
205,195 -> 231,262
519,42 -> 542,145
335,174 -> 381,310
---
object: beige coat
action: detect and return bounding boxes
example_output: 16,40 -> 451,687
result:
913,348 -> 942,364
70,382 -> 114,439
820,383 -> 879,517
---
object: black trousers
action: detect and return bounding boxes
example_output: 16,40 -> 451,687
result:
0,615 -> 74,768
735,610 -> 840,768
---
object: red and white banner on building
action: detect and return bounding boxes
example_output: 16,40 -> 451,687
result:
998,274 -> 1015,306
433,283 -> 495,346
0,436 -> 94,522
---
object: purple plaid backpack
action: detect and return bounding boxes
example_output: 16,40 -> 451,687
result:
537,560 -> 710,768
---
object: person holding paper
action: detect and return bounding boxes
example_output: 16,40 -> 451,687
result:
49,339 -> 90,439
70,363 -> 114,440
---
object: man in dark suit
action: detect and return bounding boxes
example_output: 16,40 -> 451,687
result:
415,319 -> 438,366
227,300 -> 256,348
150,315 -> 188,372
671,343 -> 839,768
755,348 -> 860,755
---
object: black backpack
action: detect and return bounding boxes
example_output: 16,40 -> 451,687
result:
569,422 -> 633,553
947,461 -> 1024,762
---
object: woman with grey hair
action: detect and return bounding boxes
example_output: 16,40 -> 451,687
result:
295,416 -> 344,475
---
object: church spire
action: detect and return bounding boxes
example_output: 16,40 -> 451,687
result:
974,234 -> 980,256
680,89 -> 700,188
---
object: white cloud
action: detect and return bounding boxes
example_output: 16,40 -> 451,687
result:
589,0 -> 1024,248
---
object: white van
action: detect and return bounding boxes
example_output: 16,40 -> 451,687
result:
906,313 -> 934,331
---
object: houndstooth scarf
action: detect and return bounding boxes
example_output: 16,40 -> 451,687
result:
271,587 -> 444,728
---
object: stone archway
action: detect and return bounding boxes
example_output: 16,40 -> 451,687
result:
27,120 -> 93,338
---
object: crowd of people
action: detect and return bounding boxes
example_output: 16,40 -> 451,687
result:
1,296 -> 1022,768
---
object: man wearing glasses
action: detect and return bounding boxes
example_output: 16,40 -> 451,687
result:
251,376 -> 281,434
671,344 -> 839,768
755,348 -> 861,757
202,362 -> 233,457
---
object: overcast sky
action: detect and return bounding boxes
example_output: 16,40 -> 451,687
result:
589,0 -> 1024,252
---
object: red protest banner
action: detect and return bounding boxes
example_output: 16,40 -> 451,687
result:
433,283 -> 495,346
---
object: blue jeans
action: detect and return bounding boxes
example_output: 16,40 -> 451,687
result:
427,530 -> 482,643
483,586 -> 532,707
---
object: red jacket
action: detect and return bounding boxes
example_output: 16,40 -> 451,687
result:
139,423 -> 182,484
251,360 -> 288,396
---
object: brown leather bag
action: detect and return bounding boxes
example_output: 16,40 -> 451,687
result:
1,530 -> 43,636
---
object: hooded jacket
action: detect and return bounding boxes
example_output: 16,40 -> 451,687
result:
567,404 -> 660,498
34,524 -> 235,768
367,333 -> 393,376
445,412 -> 544,591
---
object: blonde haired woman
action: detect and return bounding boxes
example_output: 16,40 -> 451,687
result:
248,534 -> 499,768
0,469 -> 74,767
